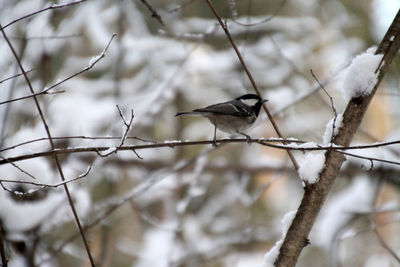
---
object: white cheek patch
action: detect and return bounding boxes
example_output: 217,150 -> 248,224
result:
240,98 -> 259,106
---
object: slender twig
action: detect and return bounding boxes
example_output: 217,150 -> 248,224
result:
0,0 -> 87,31
229,0 -> 287,26
0,69 -> 34,84
168,0 -> 197,13
41,34 -> 117,93
116,105 -> 135,147
310,69 -> 338,145
0,165 -> 91,196
0,155 -> 37,180
139,0 -> 164,26
0,34 -> 116,106
0,25 -> 96,266
374,228 -> 400,263
0,90 -> 64,105
204,0 -> 299,170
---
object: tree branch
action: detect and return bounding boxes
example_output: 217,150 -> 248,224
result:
275,8 -> 400,267
1,138 -> 400,166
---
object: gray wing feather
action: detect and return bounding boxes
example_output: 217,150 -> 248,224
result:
193,100 -> 252,117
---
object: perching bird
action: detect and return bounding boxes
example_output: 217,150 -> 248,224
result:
175,94 -> 268,146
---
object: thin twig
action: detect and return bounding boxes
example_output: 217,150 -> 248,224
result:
204,0 -> 299,170
374,228 -> 400,263
0,90 -> 64,105
0,34 -> 116,106
168,0 -> 198,13
229,0 -> 287,26
0,165 -> 92,197
0,69 -> 34,84
116,105 -> 135,147
41,33 -> 117,93
0,155 -> 37,180
0,0 -> 87,31
310,69 -> 338,145
139,0 -> 164,26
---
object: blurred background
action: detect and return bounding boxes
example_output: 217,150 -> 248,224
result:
0,0 -> 400,266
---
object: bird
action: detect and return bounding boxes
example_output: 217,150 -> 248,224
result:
175,94 -> 268,146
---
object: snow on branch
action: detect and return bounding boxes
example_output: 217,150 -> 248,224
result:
342,48 -> 384,100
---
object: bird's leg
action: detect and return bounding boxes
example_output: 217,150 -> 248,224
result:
239,132 -> 251,144
212,125 -> 218,147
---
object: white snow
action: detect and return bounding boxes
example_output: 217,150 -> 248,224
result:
323,113 -> 343,145
298,152 -> 325,184
0,191 -> 65,232
342,49 -> 383,100
98,146 -> 117,156
262,210 -> 296,267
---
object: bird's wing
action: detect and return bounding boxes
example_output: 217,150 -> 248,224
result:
193,100 -> 253,117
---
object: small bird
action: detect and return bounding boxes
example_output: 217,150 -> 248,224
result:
175,94 -> 268,146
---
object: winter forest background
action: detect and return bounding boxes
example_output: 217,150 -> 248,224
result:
0,0 -> 400,266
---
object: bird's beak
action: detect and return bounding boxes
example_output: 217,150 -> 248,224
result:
261,99 -> 268,103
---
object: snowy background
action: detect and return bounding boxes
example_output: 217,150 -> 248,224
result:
0,0 -> 400,266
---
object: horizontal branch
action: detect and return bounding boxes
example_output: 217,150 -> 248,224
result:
1,138 -> 399,165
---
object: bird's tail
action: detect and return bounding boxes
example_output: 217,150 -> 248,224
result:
175,111 -> 200,117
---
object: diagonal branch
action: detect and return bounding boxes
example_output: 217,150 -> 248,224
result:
0,0 -> 87,31
275,8 -> 400,267
204,0 -> 299,170
0,34 -> 116,106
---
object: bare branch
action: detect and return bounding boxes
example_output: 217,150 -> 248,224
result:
0,69 -> 34,84
139,0 -> 164,26
0,155 -> 37,180
40,33 -> 117,93
310,69 -> 338,145
0,34 -> 116,106
0,165 -> 92,197
0,0 -> 87,31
